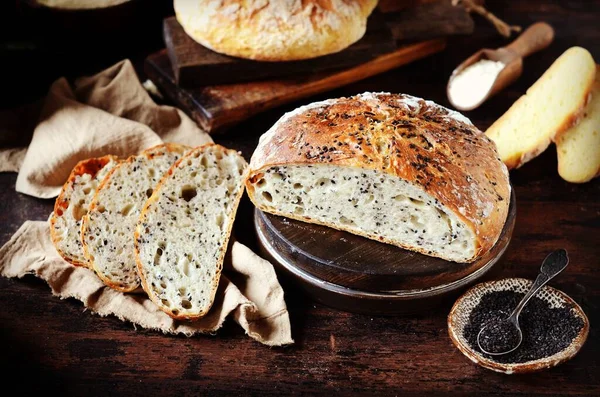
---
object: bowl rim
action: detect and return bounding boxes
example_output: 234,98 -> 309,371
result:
447,277 -> 590,374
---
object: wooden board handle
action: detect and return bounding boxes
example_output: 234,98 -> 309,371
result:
504,22 -> 554,58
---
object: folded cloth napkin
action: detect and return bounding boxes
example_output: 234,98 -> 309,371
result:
0,148 -> 27,173
14,59 -> 212,199
0,60 -> 293,346
0,221 -> 293,346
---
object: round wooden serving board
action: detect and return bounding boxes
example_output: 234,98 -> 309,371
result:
255,189 -> 516,315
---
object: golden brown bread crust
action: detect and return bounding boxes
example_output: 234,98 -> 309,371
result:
247,93 -> 511,260
174,0 -> 378,61
134,143 -> 249,320
81,143 -> 189,293
50,155 -> 118,268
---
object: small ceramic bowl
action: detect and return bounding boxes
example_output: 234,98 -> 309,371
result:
448,278 -> 589,374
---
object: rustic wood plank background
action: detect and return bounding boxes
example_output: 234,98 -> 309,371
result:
1,1 -> 598,395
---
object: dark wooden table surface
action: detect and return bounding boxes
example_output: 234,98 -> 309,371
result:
1,1 -> 598,395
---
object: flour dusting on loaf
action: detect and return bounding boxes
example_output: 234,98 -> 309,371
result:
174,0 -> 378,61
247,92 -> 510,263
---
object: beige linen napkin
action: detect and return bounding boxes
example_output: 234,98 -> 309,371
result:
0,148 -> 27,173
0,221 -> 293,346
0,60 -> 293,346
13,59 -> 212,199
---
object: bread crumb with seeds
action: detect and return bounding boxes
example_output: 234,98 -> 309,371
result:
50,155 -> 119,267
135,144 -> 248,320
81,144 -> 189,292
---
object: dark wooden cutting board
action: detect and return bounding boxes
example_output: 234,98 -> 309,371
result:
165,11 -> 397,87
145,39 -> 447,133
254,190 -> 516,314
164,1 -> 473,88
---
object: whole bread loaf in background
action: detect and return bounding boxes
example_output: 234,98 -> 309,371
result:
135,144 -> 248,320
50,155 -> 119,267
246,92 -> 510,263
174,0 -> 378,61
81,144 -> 189,292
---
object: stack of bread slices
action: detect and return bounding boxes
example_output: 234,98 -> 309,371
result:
50,143 -> 248,320
486,47 -> 599,183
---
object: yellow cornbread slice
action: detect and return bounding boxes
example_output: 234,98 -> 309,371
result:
556,67 -> 600,183
486,47 -> 596,169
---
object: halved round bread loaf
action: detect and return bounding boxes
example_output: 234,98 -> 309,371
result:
50,155 -> 119,267
174,0 -> 378,61
81,143 -> 189,292
246,92 -> 511,263
134,144 -> 248,320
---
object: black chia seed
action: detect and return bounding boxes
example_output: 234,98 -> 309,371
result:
478,320 -> 521,354
463,290 -> 584,364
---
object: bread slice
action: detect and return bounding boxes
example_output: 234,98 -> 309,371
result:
246,93 -> 511,263
81,143 -> 189,292
50,155 -> 119,267
556,67 -> 600,183
486,47 -> 596,169
135,144 -> 248,320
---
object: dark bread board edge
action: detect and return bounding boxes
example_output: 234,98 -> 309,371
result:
254,190 -> 515,315
164,1 -> 472,88
164,11 -> 397,87
254,189 -> 516,293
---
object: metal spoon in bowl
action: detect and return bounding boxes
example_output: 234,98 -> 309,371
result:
477,249 -> 569,356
